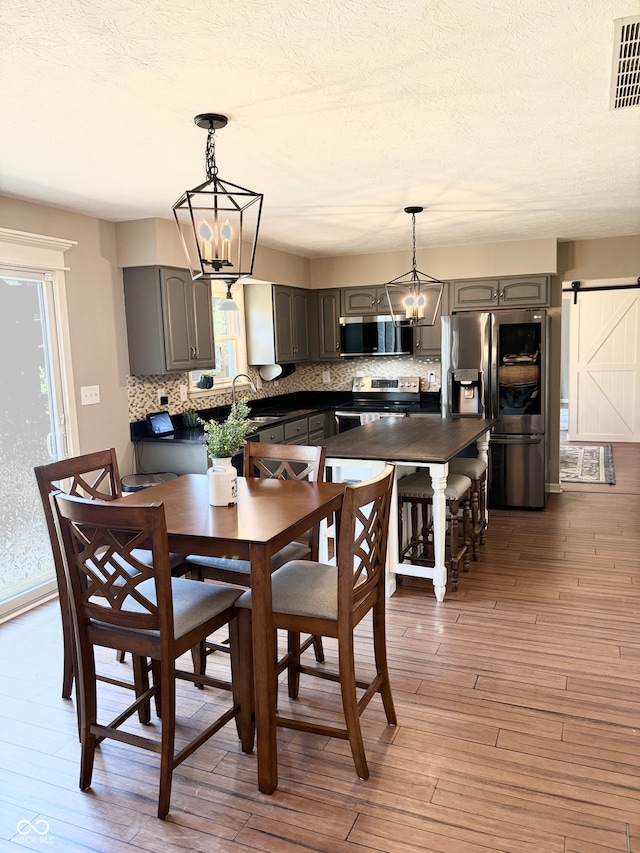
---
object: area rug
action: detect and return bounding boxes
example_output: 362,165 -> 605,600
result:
560,444 -> 616,484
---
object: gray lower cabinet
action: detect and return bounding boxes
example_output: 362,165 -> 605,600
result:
124,266 -> 215,374
254,424 -> 285,444
257,412 -> 334,447
452,275 -> 550,310
245,283 -> 312,365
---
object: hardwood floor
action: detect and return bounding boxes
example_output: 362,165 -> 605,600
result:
1,483 -> 639,851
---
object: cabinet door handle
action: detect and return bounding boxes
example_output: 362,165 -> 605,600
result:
492,291 -> 498,300
336,343 -> 340,351
499,291 -> 504,300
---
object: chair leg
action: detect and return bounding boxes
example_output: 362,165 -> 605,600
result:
236,607 -> 256,753
462,494 -> 472,572
470,479 -> 481,560
78,646 -> 98,791
157,661 -> 176,820
287,631 -> 302,699
132,654 -> 152,724
479,473 -> 487,545
448,498 -> 461,591
338,631 -> 368,780
372,600 -> 397,727
312,635 -> 325,663
190,641 -> 207,688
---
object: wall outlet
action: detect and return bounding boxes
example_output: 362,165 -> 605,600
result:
157,388 -> 167,406
179,384 -> 188,402
80,385 -> 100,406
322,370 -> 331,384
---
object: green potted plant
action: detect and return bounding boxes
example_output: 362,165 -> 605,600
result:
182,406 -> 199,428
199,399 -> 253,505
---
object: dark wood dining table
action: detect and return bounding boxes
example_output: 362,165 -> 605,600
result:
116,472 -> 345,794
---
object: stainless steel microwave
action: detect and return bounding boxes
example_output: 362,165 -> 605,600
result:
339,315 -> 414,357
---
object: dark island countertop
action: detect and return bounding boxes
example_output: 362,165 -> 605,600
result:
322,417 -> 496,464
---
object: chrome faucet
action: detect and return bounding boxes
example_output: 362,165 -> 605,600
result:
231,373 -> 257,408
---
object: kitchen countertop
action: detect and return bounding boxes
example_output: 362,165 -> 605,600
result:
133,407 -> 334,445
131,389 -> 442,444
322,416 -> 496,464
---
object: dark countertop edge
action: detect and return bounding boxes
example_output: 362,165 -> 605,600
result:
321,417 -> 495,464
130,389 -> 441,442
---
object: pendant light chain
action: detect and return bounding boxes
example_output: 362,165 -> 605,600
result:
411,211 -> 418,282
205,127 -> 219,181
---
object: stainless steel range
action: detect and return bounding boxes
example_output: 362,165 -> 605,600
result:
335,375 -> 427,432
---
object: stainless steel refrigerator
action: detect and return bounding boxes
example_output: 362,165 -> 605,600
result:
441,309 -> 547,508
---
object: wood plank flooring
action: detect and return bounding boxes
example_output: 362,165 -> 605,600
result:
1,459 -> 639,851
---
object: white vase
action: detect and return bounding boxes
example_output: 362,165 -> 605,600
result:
207,457 -> 238,506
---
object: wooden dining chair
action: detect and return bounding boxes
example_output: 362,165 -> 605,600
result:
236,464 -> 397,781
34,449 -> 188,711
53,492 -> 253,819
185,441 -> 327,664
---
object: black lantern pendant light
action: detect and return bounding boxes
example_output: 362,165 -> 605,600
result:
172,114 -> 263,283
384,206 -> 444,327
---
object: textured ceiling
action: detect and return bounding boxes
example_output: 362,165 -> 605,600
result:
1,0 -> 639,258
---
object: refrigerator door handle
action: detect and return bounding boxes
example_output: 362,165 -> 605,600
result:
491,434 -> 544,444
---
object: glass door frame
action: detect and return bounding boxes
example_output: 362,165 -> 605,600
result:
0,227 -> 78,622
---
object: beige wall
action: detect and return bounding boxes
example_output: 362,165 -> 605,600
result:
558,236 -> 640,281
311,237 -> 558,287
115,218 -> 313,287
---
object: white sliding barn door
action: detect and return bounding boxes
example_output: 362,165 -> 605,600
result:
568,284 -> 639,443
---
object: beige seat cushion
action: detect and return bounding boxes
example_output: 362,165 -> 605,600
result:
397,471 -> 471,501
448,457 -> 487,479
184,540 -> 310,578
236,560 -> 337,620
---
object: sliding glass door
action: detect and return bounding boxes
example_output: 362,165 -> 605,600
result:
0,269 -> 68,617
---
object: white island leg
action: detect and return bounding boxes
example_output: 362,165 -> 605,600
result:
429,462 -> 448,602
476,429 -> 491,532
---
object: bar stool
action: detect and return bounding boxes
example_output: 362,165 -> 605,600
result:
448,457 -> 487,559
397,471 -> 473,591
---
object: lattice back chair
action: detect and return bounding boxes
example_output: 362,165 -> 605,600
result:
53,492 -> 251,820
185,442 -> 327,666
34,449 -> 188,717
35,449 -> 133,704
237,464 -> 397,781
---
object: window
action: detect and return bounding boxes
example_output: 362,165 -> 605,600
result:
189,281 -> 249,394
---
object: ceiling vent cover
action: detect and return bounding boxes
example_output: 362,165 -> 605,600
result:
610,15 -> 640,109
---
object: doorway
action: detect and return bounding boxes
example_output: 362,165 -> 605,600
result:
561,281 -> 640,443
0,228 -> 76,621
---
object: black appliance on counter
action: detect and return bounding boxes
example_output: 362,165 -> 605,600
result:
334,376 -> 439,432
339,316 -> 414,357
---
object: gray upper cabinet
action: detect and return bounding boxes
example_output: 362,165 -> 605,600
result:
245,282 -> 311,365
123,266 -> 215,375
341,286 -> 407,316
316,289 -> 341,359
452,275 -> 550,311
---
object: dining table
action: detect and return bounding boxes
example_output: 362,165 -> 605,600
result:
115,472 -> 345,794
322,417 -> 495,602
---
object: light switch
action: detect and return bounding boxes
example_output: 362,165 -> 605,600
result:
80,385 -> 100,405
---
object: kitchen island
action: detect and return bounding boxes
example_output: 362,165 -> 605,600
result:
322,417 -> 495,601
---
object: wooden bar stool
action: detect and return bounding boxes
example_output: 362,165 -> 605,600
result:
397,471 -> 472,590
448,457 -> 488,559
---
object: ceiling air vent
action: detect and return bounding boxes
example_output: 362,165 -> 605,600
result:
610,15 -> 640,109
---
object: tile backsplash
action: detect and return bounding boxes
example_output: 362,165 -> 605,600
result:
127,357 -> 441,422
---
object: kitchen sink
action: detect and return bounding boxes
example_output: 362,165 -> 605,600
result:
248,415 -> 282,426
